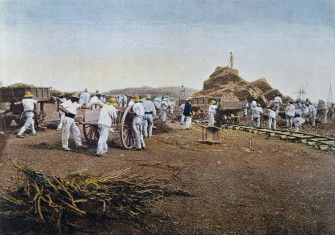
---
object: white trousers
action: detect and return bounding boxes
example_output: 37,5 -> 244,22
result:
180,114 -> 185,124
294,121 -> 301,132
57,112 -> 65,129
143,114 -> 154,138
184,116 -> 192,129
18,112 -> 36,135
97,124 -> 109,155
62,117 -> 82,148
310,113 -> 316,126
268,117 -> 277,129
161,110 -> 168,123
132,116 -> 145,149
208,113 -> 215,126
286,116 -> 294,128
253,116 -> 260,127
243,108 -> 248,117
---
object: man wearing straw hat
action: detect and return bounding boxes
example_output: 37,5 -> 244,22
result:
142,94 -> 156,138
132,95 -> 146,150
208,100 -> 218,127
56,92 -> 67,131
59,92 -> 86,151
87,97 -> 118,156
88,90 -> 103,109
17,91 -> 38,138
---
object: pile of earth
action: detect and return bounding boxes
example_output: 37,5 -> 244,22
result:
4,83 -> 36,88
194,66 -> 291,104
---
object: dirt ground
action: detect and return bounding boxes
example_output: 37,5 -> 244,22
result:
1,104 -> 335,234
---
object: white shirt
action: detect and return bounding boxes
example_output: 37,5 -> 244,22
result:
208,104 -> 218,115
268,109 -> 277,118
251,101 -> 257,109
243,100 -> 249,109
143,99 -> 157,116
22,98 -> 38,111
88,96 -> 99,106
252,107 -> 263,118
61,100 -> 81,115
79,92 -> 91,105
309,105 -> 317,115
160,100 -> 169,111
128,100 -> 135,107
285,104 -> 295,117
98,102 -> 118,127
274,96 -> 282,104
133,102 -> 145,116
294,117 -> 305,125
59,97 -> 67,103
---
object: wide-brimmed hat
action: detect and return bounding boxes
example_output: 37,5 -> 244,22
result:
96,90 -> 101,95
186,97 -> 192,101
210,100 -> 216,104
70,92 -> 79,98
132,95 -> 141,102
145,94 -> 152,99
23,91 -> 33,98
107,97 -> 118,106
58,92 -> 65,97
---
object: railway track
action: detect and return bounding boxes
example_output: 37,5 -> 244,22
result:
221,124 -> 335,152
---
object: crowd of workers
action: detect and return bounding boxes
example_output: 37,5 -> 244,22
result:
241,96 -> 334,132
14,90 -> 335,155
16,90 -> 192,156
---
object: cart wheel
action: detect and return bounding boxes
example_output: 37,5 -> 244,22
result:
35,111 -> 46,126
83,124 -> 100,145
120,106 -> 136,149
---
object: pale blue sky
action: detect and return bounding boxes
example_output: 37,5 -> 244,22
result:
1,0 -> 334,101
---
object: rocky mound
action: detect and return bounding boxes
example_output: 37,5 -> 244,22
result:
194,66 -> 284,104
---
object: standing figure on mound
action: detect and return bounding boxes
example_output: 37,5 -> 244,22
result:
208,100 -> 218,127
132,95 -> 146,150
87,98 -> 118,156
59,92 -> 86,151
160,97 -> 170,123
56,92 -> 67,131
17,92 -> 38,138
142,94 -> 156,139
183,97 -> 193,130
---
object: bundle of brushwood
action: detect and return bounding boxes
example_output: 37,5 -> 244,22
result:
0,162 -> 190,233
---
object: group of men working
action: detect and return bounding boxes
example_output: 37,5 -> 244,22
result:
16,90 -> 179,156
242,96 -> 332,132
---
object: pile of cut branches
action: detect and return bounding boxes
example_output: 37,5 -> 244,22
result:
0,162 -> 189,233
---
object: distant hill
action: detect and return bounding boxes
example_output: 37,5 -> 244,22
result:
107,86 -> 198,98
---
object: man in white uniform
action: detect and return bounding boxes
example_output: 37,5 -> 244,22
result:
79,88 -> 90,106
87,98 -> 118,156
160,97 -> 170,123
132,95 -> 145,150
252,103 -> 263,127
308,102 -> 317,126
285,101 -> 296,128
88,90 -> 102,109
267,106 -> 277,129
59,92 -> 86,151
243,99 -> 249,117
180,102 -> 185,124
142,94 -> 156,139
293,114 -> 305,132
56,92 -> 67,131
208,100 -> 218,126
250,100 -> 257,121
273,96 -> 282,115
17,92 -> 38,138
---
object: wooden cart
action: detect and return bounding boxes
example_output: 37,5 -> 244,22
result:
0,87 -> 51,130
81,106 -> 137,149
